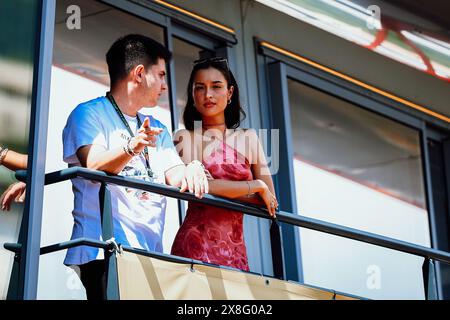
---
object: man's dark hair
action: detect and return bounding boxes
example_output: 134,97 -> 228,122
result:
106,34 -> 171,87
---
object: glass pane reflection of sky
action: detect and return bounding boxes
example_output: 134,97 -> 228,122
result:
257,0 -> 450,82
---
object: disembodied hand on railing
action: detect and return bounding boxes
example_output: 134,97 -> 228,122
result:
1,181 -> 26,211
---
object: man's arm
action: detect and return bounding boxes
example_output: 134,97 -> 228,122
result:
76,144 -> 134,175
76,117 -> 161,174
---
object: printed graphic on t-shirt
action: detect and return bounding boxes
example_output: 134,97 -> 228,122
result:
121,155 -> 162,201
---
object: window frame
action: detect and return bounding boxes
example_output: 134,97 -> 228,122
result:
13,0 -> 55,300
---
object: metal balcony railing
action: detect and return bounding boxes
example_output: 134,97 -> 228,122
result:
5,167 -> 450,299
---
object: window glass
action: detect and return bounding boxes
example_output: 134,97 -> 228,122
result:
288,78 -> 429,299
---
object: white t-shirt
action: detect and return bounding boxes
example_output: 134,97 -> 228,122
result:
62,96 -> 184,265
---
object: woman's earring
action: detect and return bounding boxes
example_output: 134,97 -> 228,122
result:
227,99 -> 231,105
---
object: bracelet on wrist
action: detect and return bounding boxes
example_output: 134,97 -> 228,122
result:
189,159 -> 205,170
0,146 -> 9,166
123,140 -> 139,156
122,143 -> 132,156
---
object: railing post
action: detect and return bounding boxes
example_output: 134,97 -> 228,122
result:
422,258 -> 438,300
270,219 -> 285,279
99,182 -> 120,300
5,243 -> 22,299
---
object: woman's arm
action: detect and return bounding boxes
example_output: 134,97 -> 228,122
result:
174,129 -> 264,198
208,179 -> 265,199
173,129 -> 278,216
206,175 -> 277,216
0,149 -> 28,171
201,129 -> 279,216
246,129 -> 276,194
247,129 -> 278,215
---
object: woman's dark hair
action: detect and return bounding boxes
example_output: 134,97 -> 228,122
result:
183,57 -> 246,130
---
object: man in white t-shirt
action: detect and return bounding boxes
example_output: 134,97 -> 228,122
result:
62,34 -> 208,300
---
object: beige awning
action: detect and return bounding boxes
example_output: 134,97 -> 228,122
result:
117,251 -> 357,300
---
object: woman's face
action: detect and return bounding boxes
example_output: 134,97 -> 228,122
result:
192,67 -> 234,118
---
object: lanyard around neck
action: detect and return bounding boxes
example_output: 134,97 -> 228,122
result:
106,92 -> 153,178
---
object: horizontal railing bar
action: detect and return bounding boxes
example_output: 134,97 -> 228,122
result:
44,167 -> 271,219
40,238 -> 110,255
16,168 -> 79,184
4,243 -> 22,254
44,167 -> 79,185
276,211 -> 450,264
76,169 -> 270,218
19,168 -> 450,265
15,170 -> 27,182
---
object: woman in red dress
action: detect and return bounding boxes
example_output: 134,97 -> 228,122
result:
170,57 -> 278,271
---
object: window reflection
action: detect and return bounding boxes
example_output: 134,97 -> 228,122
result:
288,78 -> 430,299
257,0 -> 450,82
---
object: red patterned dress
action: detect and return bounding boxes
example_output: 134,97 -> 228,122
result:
170,141 -> 252,271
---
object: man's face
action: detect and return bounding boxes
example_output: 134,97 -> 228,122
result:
141,58 -> 167,107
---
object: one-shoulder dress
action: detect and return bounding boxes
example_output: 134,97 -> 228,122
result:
171,140 -> 252,271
